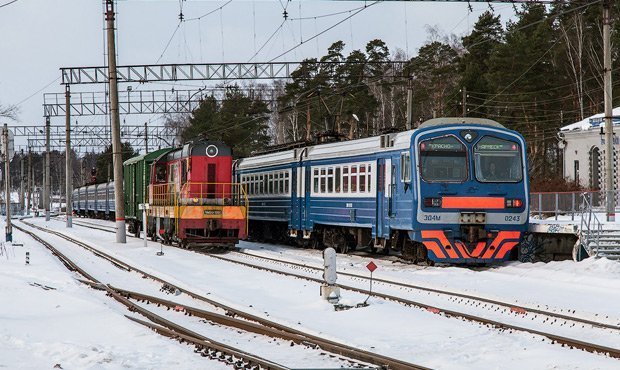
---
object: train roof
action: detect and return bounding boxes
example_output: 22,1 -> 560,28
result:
237,130 -> 415,170
236,117 -> 510,171
124,148 -> 174,166
418,117 -> 505,129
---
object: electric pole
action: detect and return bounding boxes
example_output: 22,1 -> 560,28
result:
45,116 -> 51,222
144,121 -> 148,153
3,124 -> 12,242
106,0 -> 126,243
19,149 -> 24,214
65,84 -> 72,228
462,87 -> 467,117
26,147 -> 31,215
406,78 -> 413,130
603,0 -> 614,222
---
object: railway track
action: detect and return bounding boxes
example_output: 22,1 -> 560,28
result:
231,249 -> 620,331
46,218 -> 620,360
16,220 -> 429,370
63,217 -> 613,330
14,223 -> 290,370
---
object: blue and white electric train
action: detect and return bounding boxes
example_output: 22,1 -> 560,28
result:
234,118 -> 529,264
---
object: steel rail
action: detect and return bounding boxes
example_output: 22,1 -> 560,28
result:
232,249 -> 620,331
61,217 -> 620,358
64,217 -> 620,332
12,222 -> 291,370
199,253 -> 620,359
17,220 -> 429,370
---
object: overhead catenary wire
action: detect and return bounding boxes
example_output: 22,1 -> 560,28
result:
268,1 -> 380,62
0,0 -> 19,9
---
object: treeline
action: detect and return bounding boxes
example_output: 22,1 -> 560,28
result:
13,3 -> 617,193
176,2 -> 620,189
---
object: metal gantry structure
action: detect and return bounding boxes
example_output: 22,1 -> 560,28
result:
19,124 -> 178,153
43,87 -> 277,117
60,61 -> 408,85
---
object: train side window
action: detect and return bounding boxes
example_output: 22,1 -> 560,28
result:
278,173 -> 282,194
343,167 -> 349,193
367,164 -> 372,192
327,168 -> 334,193
335,167 -> 341,193
320,168 -> 326,193
268,173 -> 273,194
285,172 -> 290,193
259,175 -> 263,194
313,169 -> 319,193
351,166 -> 358,192
400,152 -> 411,182
359,166 -> 366,192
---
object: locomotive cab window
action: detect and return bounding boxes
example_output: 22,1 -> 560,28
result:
419,136 -> 467,182
155,165 -> 166,183
474,136 -> 523,183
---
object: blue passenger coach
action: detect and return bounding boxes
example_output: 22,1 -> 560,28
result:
235,118 -> 529,264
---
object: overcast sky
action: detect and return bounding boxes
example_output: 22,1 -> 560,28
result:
0,0 -> 518,150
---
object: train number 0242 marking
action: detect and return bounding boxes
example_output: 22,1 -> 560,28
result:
424,215 -> 441,221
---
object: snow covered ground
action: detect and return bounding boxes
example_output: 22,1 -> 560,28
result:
2,215 -> 620,369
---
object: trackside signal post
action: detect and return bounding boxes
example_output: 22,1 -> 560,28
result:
321,247 -> 340,302
105,0 -> 126,243
139,203 -> 149,248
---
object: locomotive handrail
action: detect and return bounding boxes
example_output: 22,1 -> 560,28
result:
149,182 -> 248,208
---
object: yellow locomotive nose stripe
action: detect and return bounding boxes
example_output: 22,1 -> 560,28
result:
223,206 -> 246,220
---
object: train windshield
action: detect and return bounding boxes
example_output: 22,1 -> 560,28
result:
474,136 -> 523,183
419,136 -> 468,182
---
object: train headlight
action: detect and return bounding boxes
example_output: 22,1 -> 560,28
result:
505,199 -> 523,208
192,198 -> 198,203
423,197 -> 442,207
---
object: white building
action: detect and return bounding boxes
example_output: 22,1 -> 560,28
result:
560,107 -> 620,190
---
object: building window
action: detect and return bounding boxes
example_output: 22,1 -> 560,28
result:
574,160 -> 580,185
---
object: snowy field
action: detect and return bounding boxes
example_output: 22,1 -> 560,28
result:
2,215 -> 620,369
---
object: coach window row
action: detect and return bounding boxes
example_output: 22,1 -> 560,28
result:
313,163 -> 373,194
241,171 -> 290,196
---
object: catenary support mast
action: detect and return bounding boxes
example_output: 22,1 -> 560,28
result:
603,0 -> 614,222
105,0 -> 126,243
65,84 -> 72,228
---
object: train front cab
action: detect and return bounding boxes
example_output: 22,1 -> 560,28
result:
148,142 -> 248,246
411,121 -> 529,264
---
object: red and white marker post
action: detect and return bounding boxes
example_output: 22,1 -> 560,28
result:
364,261 -> 378,304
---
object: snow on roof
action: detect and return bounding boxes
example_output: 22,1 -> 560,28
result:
561,106 -> 620,131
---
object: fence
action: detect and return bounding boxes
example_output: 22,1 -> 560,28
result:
529,190 -> 607,220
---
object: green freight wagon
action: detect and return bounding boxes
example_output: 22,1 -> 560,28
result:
123,148 -> 172,237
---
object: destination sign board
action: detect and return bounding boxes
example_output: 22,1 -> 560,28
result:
420,137 -> 464,152
475,137 -> 519,152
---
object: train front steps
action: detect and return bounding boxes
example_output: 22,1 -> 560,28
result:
579,229 -> 620,261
